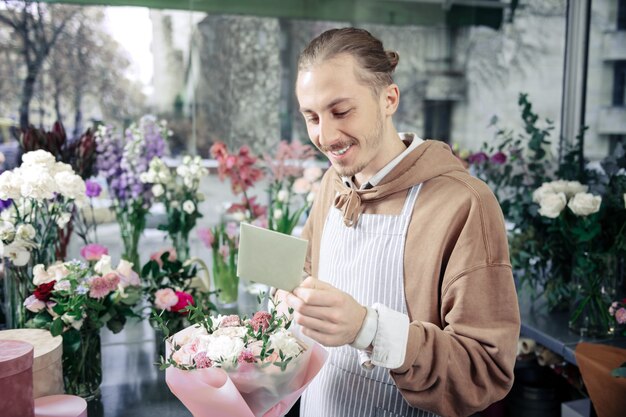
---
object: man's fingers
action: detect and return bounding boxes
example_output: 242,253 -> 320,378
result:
292,287 -> 336,306
293,312 -> 334,333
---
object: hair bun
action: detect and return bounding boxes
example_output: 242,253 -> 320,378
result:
386,50 -> 399,71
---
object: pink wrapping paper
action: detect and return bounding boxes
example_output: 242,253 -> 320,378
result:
165,334 -> 327,417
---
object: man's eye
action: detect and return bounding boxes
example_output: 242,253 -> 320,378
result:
334,110 -> 350,118
306,116 -> 319,123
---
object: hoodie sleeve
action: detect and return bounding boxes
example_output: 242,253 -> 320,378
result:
389,177 -> 520,417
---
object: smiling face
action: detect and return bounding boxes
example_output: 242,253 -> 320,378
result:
296,54 -> 398,182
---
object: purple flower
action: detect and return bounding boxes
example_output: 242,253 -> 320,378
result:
467,152 -> 489,164
490,152 -> 507,165
85,180 -> 102,198
0,198 -> 12,212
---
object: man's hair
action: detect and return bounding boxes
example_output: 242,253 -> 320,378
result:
298,27 -> 399,94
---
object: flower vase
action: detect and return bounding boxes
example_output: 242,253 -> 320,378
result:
172,232 -> 190,261
568,252 -> 620,338
212,256 -> 238,313
2,262 -> 32,329
62,327 -> 102,401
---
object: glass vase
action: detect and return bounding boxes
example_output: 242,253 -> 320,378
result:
116,202 -> 147,272
212,255 -> 238,313
2,262 -> 32,329
172,232 -> 190,261
63,327 -> 102,401
569,252 -> 620,338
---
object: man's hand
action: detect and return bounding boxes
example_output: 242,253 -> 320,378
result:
286,276 -> 367,347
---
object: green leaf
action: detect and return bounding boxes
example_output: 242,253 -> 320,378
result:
50,318 -> 64,337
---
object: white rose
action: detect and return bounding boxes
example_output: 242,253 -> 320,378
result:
567,192 -> 601,216
152,184 -> 165,197
538,192 -> 567,218
205,335 -> 245,364
277,190 -> 289,202
269,329 -> 302,358
176,165 -> 189,178
116,259 -> 140,287
273,209 -> 283,220
565,181 -> 588,197
33,264 -> 53,286
56,213 -> 72,228
94,254 -> 113,274
0,221 -> 15,241
4,241 -> 31,266
182,200 -> 195,214
15,224 -> 35,240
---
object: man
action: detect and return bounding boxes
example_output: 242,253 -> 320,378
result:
282,28 -> 520,417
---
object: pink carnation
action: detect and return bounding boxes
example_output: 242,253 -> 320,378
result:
171,291 -> 194,314
80,244 -> 109,261
154,288 -> 178,311
220,315 -> 241,327
89,276 -> 112,298
616,308 -> 626,325
237,349 -> 256,364
194,352 -> 213,369
250,311 -> 272,332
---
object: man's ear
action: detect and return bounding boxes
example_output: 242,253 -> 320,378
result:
381,84 -> 400,116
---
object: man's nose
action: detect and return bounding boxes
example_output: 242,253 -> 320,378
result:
318,118 -> 340,148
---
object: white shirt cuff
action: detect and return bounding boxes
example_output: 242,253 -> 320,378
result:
370,303 -> 410,369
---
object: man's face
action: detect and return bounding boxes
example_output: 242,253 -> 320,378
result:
296,54 -> 386,179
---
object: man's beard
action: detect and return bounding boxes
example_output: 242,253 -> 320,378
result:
332,113 -> 384,178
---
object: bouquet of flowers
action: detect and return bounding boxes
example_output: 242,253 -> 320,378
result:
142,248 -> 215,336
95,115 -> 169,269
140,155 -> 207,259
0,150 -> 88,327
160,306 -> 327,417
264,140 -> 322,235
23,246 -> 141,398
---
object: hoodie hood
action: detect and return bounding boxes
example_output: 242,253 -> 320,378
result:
332,138 -> 467,227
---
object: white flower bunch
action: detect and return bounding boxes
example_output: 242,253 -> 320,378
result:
0,150 -> 87,265
533,180 -> 602,218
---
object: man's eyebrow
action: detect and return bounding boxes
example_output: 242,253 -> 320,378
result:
299,97 -> 352,113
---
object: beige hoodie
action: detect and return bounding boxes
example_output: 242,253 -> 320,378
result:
302,139 -> 521,417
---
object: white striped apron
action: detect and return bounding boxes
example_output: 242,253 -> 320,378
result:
301,184 -> 437,417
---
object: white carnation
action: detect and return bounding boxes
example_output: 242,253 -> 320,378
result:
21,150 -> 56,169
0,171 -> 22,200
20,169 -> 57,200
56,212 -> 72,228
55,171 -> 86,200
205,335 -> 245,364
269,329 -> 302,358
567,192 -> 601,216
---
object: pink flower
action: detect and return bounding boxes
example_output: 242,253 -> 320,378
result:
150,248 -> 177,267
197,227 -> 214,248
490,152 -> 507,165
154,288 -> 178,311
24,294 -> 46,313
237,349 -> 256,364
225,222 -> 238,240
171,291 -> 194,314
80,244 -> 109,261
468,152 -> 488,164
89,275 -> 115,298
293,177 -> 312,195
616,308 -> 626,324
194,352 -> 213,369
220,315 -> 241,327
219,244 -> 230,261
250,311 -> 272,332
